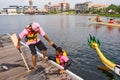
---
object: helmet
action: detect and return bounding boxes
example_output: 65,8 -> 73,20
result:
31,22 -> 40,32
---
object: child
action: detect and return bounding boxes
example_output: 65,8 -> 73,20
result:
48,44 -> 71,74
56,47 -> 71,74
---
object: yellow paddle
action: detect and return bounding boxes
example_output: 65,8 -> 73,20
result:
10,33 -> 30,72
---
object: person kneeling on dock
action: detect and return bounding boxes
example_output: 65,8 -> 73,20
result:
48,45 -> 71,74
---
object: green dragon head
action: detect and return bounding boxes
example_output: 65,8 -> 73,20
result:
88,34 -> 100,49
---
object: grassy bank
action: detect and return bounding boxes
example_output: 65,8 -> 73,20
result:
99,14 -> 120,18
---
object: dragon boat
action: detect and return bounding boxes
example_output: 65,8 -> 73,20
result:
88,34 -> 120,76
94,22 -> 120,27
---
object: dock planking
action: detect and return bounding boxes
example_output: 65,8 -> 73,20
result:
0,34 -> 83,80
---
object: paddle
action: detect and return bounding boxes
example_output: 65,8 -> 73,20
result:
97,66 -> 110,71
10,33 -> 30,72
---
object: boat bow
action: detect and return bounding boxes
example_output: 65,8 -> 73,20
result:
88,34 -> 120,76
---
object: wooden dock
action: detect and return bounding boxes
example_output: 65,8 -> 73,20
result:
0,34 -> 83,80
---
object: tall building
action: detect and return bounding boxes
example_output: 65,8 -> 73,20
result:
60,0 -> 70,12
24,0 -> 38,15
75,1 -> 92,13
44,0 -> 70,12
29,0 -> 33,6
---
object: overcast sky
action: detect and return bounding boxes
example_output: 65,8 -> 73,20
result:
0,0 -> 119,10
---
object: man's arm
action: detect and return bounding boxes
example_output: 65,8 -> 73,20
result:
43,34 -> 53,46
16,29 -> 28,49
16,37 -> 21,50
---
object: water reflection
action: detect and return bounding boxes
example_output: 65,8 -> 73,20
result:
94,25 -> 102,31
91,24 -> 120,35
97,66 -> 114,80
106,26 -> 114,34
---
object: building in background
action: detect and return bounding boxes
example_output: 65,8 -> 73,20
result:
75,1 -> 92,14
90,4 -> 108,9
24,0 -> 39,15
60,0 -> 70,12
44,0 -> 70,12
75,1 -> 108,14
2,5 -> 24,14
1,0 -> 46,15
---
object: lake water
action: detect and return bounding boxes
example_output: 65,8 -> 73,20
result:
0,15 -> 120,80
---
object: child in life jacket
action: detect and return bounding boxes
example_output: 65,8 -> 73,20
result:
56,47 -> 71,74
48,44 -> 71,74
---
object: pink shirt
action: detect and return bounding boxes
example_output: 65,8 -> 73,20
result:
60,55 -> 69,67
109,20 -> 114,24
19,26 -> 45,45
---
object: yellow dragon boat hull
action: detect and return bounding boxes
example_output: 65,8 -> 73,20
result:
96,45 -> 120,76
94,22 -> 120,27
89,35 -> 120,76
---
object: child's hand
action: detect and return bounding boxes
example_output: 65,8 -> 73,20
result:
59,69 -> 66,74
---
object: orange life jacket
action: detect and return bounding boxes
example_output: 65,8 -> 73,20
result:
25,26 -> 38,42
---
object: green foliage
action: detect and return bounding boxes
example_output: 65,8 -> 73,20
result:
116,5 -> 120,13
88,4 -> 120,15
48,10 -> 61,14
106,4 -> 118,12
88,34 -> 101,48
99,14 -> 120,18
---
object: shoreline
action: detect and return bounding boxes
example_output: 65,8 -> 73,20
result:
0,13 -> 97,16
0,14 -> 25,16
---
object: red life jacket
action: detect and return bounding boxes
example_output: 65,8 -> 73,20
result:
109,20 -> 114,24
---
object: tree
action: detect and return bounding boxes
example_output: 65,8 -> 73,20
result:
106,4 -> 118,13
116,5 -> 120,13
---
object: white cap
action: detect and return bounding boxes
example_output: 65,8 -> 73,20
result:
31,22 -> 40,32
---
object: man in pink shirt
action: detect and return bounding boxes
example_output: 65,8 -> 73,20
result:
17,22 -> 53,70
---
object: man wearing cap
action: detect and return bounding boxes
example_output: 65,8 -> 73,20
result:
17,22 -> 53,70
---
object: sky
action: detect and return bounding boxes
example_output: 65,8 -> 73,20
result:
0,0 -> 120,10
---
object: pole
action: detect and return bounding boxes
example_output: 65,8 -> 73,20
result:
10,33 -> 30,72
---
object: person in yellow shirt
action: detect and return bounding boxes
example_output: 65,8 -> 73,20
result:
94,16 -> 102,22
